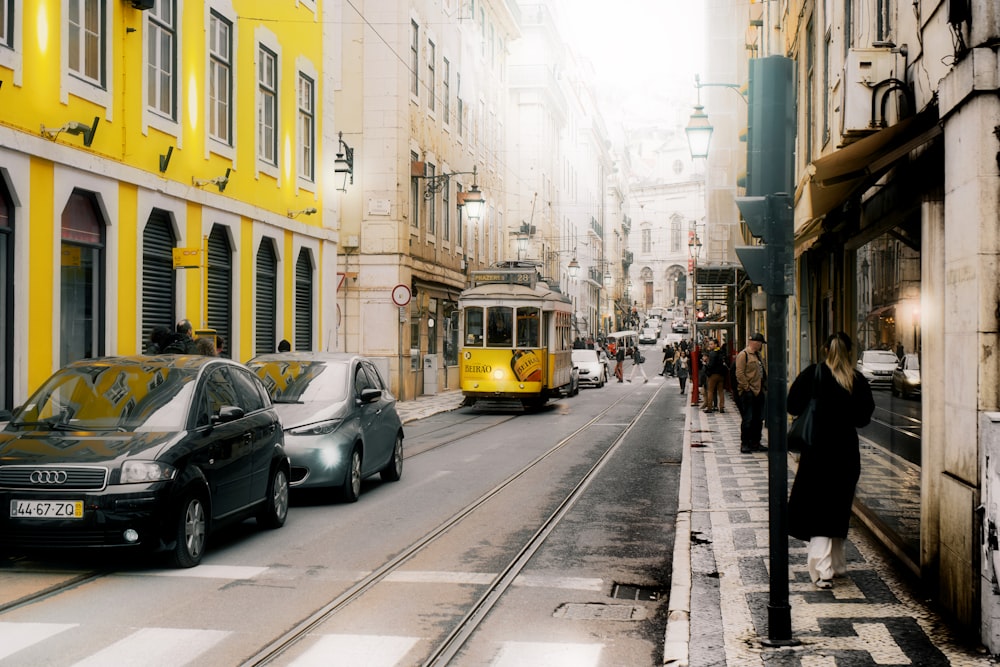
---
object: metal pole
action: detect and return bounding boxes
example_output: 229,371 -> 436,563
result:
763,291 -> 794,644
398,307 -> 405,401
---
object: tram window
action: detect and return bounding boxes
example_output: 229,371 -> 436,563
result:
465,307 -> 484,346
486,307 -> 513,347
516,307 -> 540,348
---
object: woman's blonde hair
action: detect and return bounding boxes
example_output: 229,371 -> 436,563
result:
824,332 -> 855,392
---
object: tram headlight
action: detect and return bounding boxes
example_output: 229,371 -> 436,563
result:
492,369 -> 505,380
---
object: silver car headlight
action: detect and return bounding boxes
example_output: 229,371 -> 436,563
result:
289,419 -> 344,436
121,460 -> 177,484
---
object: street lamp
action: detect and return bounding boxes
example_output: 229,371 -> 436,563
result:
684,74 -> 746,159
414,162 -> 486,220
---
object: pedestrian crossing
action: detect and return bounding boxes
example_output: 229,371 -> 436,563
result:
0,567 -> 610,666
0,622 -> 605,666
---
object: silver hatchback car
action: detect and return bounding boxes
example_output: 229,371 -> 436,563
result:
248,352 -> 404,502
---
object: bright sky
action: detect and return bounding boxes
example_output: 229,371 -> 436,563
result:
560,0 -> 707,120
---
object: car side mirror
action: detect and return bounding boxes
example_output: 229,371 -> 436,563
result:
212,405 -> 246,425
359,388 -> 382,404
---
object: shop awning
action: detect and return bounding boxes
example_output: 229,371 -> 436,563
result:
803,109 -> 941,224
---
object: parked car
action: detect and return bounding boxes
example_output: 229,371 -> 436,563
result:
639,327 -> 658,345
891,353 -> 921,398
857,349 -> 899,387
0,355 -> 290,567
247,352 -> 404,503
572,349 -> 607,388
671,319 -> 690,333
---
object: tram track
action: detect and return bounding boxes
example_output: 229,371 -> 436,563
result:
243,386 -> 660,666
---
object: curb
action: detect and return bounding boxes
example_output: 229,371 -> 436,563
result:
662,403 -> 693,666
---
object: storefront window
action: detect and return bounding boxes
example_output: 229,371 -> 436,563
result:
444,301 -> 458,365
427,297 -> 438,354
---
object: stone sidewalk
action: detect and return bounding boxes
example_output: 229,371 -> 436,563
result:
665,406 -> 996,666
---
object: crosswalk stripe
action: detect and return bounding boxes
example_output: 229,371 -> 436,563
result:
289,634 -> 419,667
70,627 -> 231,667
492,641 -> 603,666
135,565 -> 269,580
0,622 -> 77,660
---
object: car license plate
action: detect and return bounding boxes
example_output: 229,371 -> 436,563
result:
10,500 -> 83,519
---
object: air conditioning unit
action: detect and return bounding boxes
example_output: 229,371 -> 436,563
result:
841,48 -> 897,139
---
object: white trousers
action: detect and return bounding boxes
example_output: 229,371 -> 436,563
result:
628,361 -> 648,381
807,536 -> 847,583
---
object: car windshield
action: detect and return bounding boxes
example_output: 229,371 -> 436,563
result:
904,354 -> 920,370
863,351 -> 899,364
9,364 -> 198,432
572,350 -> 598,364
249,360 -> 349,405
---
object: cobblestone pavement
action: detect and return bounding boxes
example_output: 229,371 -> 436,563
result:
668,406 -> 997,666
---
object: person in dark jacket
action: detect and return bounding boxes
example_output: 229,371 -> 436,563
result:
700,339 -> 727,413
614,344 -> 625,382
786,332 -> 875,590
146,326 -> 170,354
162,319 -> 198,354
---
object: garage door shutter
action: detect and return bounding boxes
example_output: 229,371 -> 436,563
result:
294,249 -> 312,351
207,225 -> 232,354
255,239 -> 277,355
141,210 -> 176,351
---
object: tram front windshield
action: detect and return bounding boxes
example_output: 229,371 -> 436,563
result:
465,306 -> 541,348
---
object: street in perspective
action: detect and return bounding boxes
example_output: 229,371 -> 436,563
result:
1,0 -> 1000,664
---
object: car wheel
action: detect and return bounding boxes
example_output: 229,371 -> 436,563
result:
340,447 -> 362,502
381,433 -> 404,482
257,465 -> 289,529
171,492 -> 207,568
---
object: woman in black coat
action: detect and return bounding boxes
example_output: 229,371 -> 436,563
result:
786,332 -> 875,590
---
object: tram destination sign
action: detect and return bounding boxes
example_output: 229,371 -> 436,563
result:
471,269 -> 537,288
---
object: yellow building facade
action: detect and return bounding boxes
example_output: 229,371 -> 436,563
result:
0,1 -> 342,412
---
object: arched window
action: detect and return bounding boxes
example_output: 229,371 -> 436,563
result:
255,238 -> 278,355
141,210 -> 177,351
60,189 -> 105,366
207,225 -> 233,355
294,248 -> 313,351
0,178 -> 13,410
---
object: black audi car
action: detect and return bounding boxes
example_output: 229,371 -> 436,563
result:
0,355 -> 290,567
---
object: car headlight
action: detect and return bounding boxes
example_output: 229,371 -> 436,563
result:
289,419 -> 343,436
121,460 -> 176,484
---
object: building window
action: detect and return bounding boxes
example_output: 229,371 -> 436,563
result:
255,239 -> 278,356
442,57 -> 451,125
68,0 -> 104,85
427,163 -> 436,235
427,39 -> 436,111
0,0 -> 11,48
671,218 -> 681,252
642,229 -> 651,254
297,73 -> 315,182
146,0 -> 175,118
411,151 -> 420,229
442,176 -> 450,242
410,20 -> 419,97
456,73 -> 464,138
60,190 -> 105,367
0,179 -> 13,411
258,45 -> 278,166
294,249 -> 313,351
456,184 -> 464,247
208,11 -> 232,145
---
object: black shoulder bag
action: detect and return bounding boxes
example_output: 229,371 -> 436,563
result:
787,363 -> 822,453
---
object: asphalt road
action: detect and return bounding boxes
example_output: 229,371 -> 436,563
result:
0,365 -> 687,666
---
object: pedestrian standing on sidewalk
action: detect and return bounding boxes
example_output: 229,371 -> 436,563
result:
674,352 -> 689,394
735,333 -> 768,453
700,339 -> 727,413
626,345 -> 648,383
787,332 -> 875,590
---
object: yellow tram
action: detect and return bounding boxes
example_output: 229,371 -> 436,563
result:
458,265 -> 574,408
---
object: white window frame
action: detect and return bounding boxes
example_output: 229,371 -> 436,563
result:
0,0 -> 23,86
145,0 -> 176,122
296,60 -> 317,188
205,1 -> 237,160
257,42 -> 279,169
426,38 -> 436,113
61,0 -> 112,112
